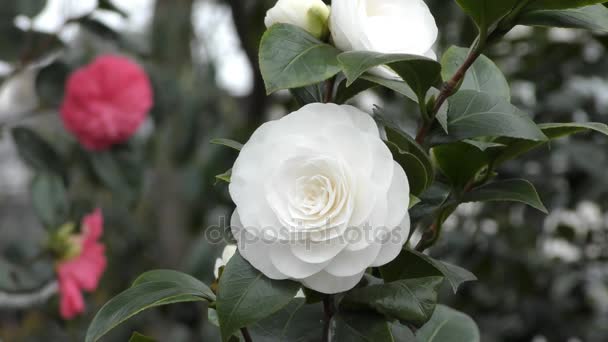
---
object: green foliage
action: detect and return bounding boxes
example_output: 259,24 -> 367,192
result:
342,276 -> 443,326
441,46 -> 510,99
461,179 -> 548,213
333,311 -> 396,342
30,172 -> 69,230
432,142 -> 490,188
388,141 -> 429,196
249,299 -> 324,341
445,90 -> 547,141
416,305 -> 480,342
216,252 -> 300,342
128,332 -> 156,342
259,24 -> 341,94
210,138 -> 243,151
519,4 -> 608,32
12,127 -> 65,178
86,270 -> 214,342
16,0 -> 47,17
338,51 -> 441,103
454,0 -> 519,34
525,0 -> 608,10
381,249 -> 477,293
36,62 -> 70,107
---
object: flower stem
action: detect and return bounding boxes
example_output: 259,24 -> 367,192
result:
322,295 -> 335,341
323,77 -> 336,103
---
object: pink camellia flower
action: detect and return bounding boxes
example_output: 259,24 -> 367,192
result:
56,209 -> 107,319
60,55 -> 153,150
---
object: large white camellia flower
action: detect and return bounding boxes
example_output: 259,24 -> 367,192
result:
264,0 -> 331,39
229,103 -> 411,294
330,0 -> 438,60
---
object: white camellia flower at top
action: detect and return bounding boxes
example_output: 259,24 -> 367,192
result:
330,0 -> 438,60
229,103 -> 411,294
213,245 -> 237,279
264,0 -> 331,39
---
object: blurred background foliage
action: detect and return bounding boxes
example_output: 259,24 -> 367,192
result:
0,0 -> 606,341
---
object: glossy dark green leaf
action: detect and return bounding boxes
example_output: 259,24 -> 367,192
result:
338,51 -> 441,101
132,270 -> 216,300
381,249 -> 477,293
381,119 -> 434,190
333,311 -> 394,342
461,179 -> 548,213
455,0 -> 519,33
291,83 -> 325,105
12,127 -> 65,178
441,46 -> 510,99
492,122 -> 608,166
525,0 -> 607,10
432,142 -> 490,187
388,141 -> 428,196
446,90 -> 547,141
519,4 -> 608,32
86,281 -> 213,342
210,138 -> 243,151
31,172 -> 69,230
216,251 -> 300,342
36,61 -> 70,107
259,24 -> 341,94
336,74 -> 418,104
249,299 -> 324,342
416,305 -> 480,342
128,332 -> 156,342
342,277 -> 443,326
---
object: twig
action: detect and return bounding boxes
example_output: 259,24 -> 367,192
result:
0,281 -> 58,309
323,77 -> 336,103
240,327 -> 253,342
322,295 -> 335,342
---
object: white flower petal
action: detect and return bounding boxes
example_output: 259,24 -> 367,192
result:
371,213 -> 411,267
324,243 -> 382,277
301,270 -> 366,294
270,243 -> 331,279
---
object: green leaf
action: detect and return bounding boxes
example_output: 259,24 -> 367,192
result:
98,0 -> 128,17
342,277 -> 443,326
31,172 -> 69,230
132,270 -> 216,300
432,142 -> 490,188
36,61 -> 70,107
380,249 -> 477,293
441,46 -> 510,99
12,127 -> 65,178
416,305 -> 480,342
463,139 -> 505,151
338,51 -> 441,101
88,151 -> 135,200
291,83 -> 325,105
86,281 -> 212,342
455,0 -> 519,33
380,118 -> 434,191
388,142 -> 429,196
216,251 -> 300,342
215,169 -> 232,184
334,311 -> 395,342
446,90 -> 547,141
210,138 -> 243,151
491,122 -> 608,166
249,299 -> 324,342
336,74 -> 419,105
461,179 -> 548,213
519,4 -> 608,32
259,24 -> 341,94
129,332 -> 156,342
525,0 -> 607,10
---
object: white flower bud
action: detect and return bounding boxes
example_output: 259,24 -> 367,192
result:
264,0 -> 330,39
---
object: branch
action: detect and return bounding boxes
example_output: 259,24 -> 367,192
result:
0,281 -> 58,309
240,327 -> 253,342
322,295 -> 335,342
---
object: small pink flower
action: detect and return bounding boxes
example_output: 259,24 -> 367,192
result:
61,55 -> 153,151
57,209 -> 107,319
